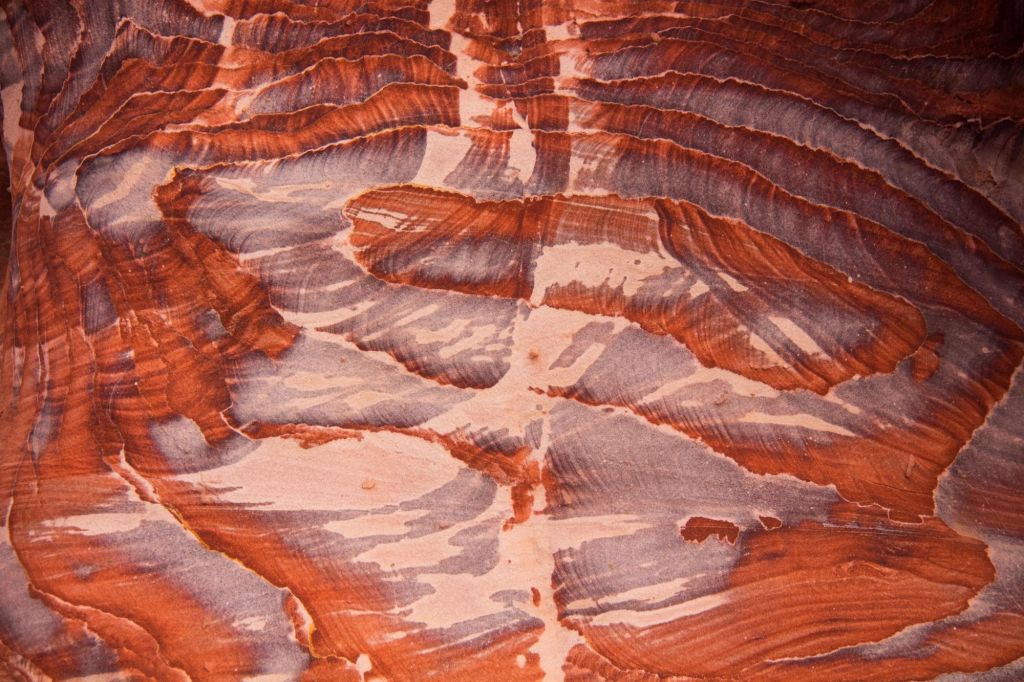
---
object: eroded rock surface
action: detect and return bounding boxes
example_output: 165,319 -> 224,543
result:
1,0 -> 1023,679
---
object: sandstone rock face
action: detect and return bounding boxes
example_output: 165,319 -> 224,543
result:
1,1 -> 1023,679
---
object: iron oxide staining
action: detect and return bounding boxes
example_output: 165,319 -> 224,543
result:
1,0 -> 1023,679
346,185 -> 927,394
679,517 -> 739,545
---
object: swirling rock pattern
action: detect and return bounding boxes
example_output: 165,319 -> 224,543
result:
1,0 -> 1023,679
